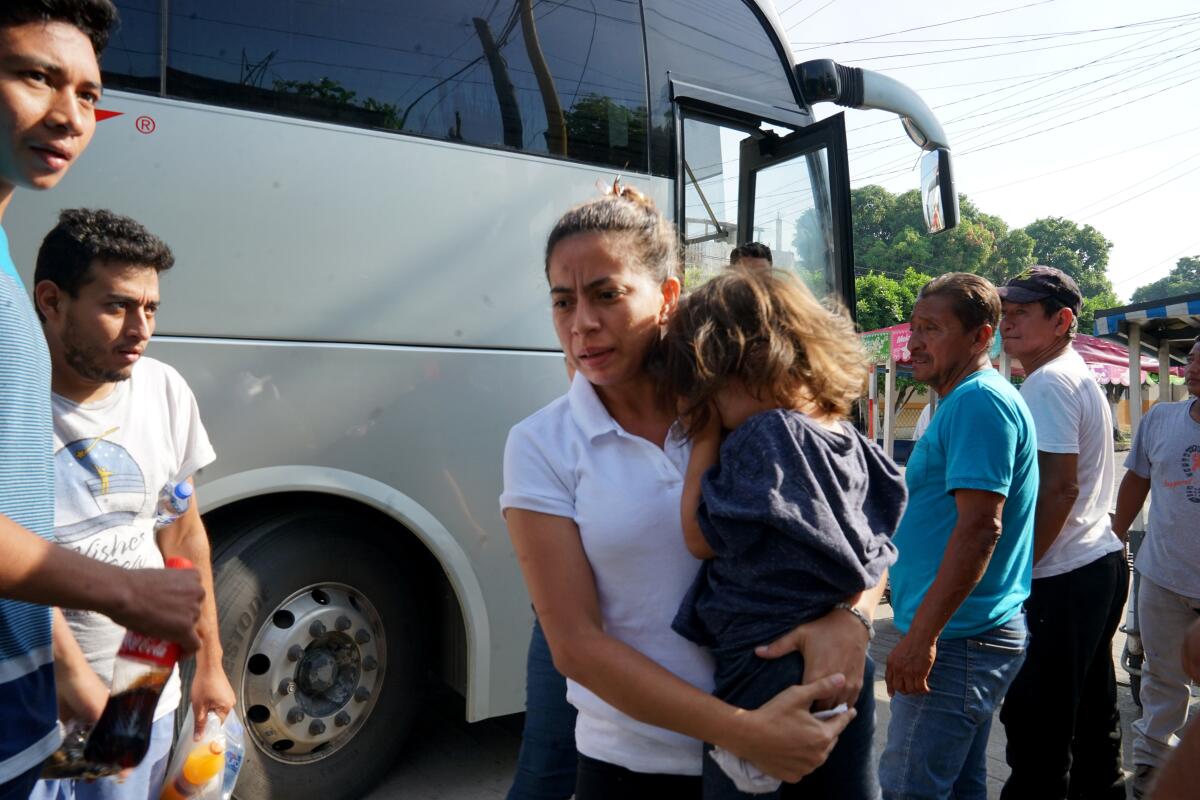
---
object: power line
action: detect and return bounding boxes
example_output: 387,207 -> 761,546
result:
1114,239 -> 1200,287
1075,161 -> 1200,221
787,0 -> 839,31
790,0 -> 1061,53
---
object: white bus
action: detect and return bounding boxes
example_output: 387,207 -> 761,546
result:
9,1 -> 955,797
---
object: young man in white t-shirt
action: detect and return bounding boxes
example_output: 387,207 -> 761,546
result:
1113,335 -> 1200,799
30,210 -> 234,800
997,267 -> 1129,800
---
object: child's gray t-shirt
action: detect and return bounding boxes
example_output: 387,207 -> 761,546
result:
1126,398 -> 1200,598
672,409 -> 905,651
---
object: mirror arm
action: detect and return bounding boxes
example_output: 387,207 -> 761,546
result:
796,59 -> 950,151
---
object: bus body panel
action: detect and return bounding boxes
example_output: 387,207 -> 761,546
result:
7,93 -> 670,350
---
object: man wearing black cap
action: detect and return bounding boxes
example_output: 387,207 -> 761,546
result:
997,266 -> 1128,800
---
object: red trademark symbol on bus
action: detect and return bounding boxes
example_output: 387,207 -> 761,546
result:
135,116 -> 156,134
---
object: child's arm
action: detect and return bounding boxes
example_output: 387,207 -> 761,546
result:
681,412 -> 721,560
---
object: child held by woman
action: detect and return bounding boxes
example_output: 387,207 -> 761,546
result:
664,267 -> 906,799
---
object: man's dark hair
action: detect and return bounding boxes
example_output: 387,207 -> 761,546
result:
918,272 -> 1000,333
34,208 -> 174,320
729,242 -> 772,266
0,0 -> 118,55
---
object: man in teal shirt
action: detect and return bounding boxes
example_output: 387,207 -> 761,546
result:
878,273 -> 1038,800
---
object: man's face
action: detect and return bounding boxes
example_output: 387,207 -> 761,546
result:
0,22 -> 101,201
909,294 -> 987,391
1000,300 -> 1069,361
53,263 -> 159,385
1186,342 -> 1200,399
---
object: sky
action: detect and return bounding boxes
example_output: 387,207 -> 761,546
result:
777,0 -> 1200,302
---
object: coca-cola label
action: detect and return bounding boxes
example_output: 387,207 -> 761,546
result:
117,631 -> 180,668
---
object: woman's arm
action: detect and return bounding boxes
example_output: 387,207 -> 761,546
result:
507,507 -> 853,781
755,574 -> 885,709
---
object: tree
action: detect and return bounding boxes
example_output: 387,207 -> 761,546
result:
855,267 -> 933,332
1130,256 -> 1200,303
1022,217 -> 1114,299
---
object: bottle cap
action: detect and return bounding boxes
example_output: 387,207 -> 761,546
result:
174,482 -> 194,500
165,557 -> 194,570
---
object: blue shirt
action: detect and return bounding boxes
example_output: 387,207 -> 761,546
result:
672,410 -> 903,651
0,226 -> 60,782
890,368 -> 1037,639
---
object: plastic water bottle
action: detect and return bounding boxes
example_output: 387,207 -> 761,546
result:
220,714 -> 245,800
155,482 -> 193,529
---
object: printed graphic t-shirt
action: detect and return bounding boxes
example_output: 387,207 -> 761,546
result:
0,227 -> 61,782
53,356 -> 216,720
1126,398 -> 1200,597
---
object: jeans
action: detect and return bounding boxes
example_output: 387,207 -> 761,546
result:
506,618 -> 578,800
1131,576 -> 1200,770
999,550 -> 1128,800
879,613 -> 1028,800
575,753 -> 701,800
30,713 -> 174,800
704,648 -> 879,799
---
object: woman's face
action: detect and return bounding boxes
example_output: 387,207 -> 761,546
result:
547,232 -> 678,389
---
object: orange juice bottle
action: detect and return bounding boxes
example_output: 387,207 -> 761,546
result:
160,740 -> 225,800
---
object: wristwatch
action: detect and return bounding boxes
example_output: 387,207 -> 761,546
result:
834,602 -> 875,641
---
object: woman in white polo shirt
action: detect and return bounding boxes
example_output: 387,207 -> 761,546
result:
501,185 -> 876,799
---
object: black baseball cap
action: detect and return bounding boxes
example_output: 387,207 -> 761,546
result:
998,266 -> 1082,315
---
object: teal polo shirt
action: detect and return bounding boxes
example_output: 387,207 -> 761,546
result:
890,368 -> 1037,639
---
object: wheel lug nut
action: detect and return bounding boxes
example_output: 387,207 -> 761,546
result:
309,620 -> 326,637
309,719 -> 326,736
355,629 -> 371,645
287,645 -> 303,662
335,615 -> 351,631
334,711 -> 351,727
354,687 -> 370,703
287,708 -> 305,724
363,656 -> 378,672
278,679 -> 293,696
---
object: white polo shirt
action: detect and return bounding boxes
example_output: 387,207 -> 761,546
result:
1020,348 -> 1123,579
500,375 -> 714,775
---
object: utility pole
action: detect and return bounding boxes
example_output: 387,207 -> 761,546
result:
473,18 -> 523,149
519,0 -> 567,155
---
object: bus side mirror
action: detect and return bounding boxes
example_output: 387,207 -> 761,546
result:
921,148 -> 959,234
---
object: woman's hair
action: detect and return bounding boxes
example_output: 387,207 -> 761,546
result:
665,268 -> 869,435
544,180 -> 681,284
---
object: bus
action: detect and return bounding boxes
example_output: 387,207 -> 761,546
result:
8,1 -> 956,797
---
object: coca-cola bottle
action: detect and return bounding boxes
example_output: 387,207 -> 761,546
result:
82,556 -> 194,771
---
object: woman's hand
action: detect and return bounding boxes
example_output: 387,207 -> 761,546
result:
755,607 -> 871,710
725,673 -> 855,782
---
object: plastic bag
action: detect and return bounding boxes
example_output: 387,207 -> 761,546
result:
160,709 -> 243,800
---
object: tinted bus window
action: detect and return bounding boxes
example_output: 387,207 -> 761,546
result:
642,0 -> 800,175
164,1 -> 649,172
102,0 -> 161,93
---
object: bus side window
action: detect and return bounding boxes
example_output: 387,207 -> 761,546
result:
101,0 -> 161,94
160,0 -> 649,173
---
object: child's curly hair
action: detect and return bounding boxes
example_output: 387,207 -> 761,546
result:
665,267 -> 869,436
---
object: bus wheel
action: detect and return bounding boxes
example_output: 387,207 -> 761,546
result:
213,510 -> 424,800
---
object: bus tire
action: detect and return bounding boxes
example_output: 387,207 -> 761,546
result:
212,509 -> 424,800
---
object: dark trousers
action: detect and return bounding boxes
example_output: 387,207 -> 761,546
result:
705,649 -> 879,800
999,549 -> 1129,800
576,753 -> 702,800
0,763 -> 41,800
507,618 -> 579,800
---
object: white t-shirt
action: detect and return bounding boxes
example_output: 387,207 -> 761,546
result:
1019,348 -> 1123,579
52,356 -> 216,721
500,375 -> 714,775
1126,398 -> 1200,597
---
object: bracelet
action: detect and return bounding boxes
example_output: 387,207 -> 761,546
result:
834,602 -> 875,641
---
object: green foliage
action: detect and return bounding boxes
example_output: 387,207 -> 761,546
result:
1021,216 -> 1115,299
855,266 -> 934,332
1079,288 -> 1121,336
1130,256 -> 1200,303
